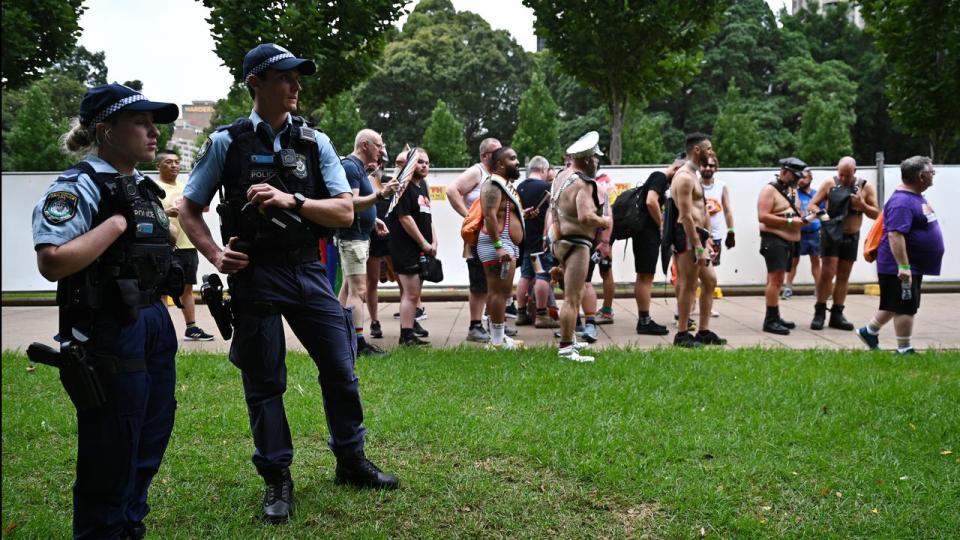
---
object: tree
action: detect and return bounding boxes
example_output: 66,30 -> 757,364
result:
421,99 -> 469,168
4,85 -> 71,171
358,0 -> 532,161
50,46 -> 109,87
512,72 -> 561,164
523,0 -> 726,164
1,0 -> 86,89
621,104 -> 672,165
3,73 -> 86,167
122,80 -> 144,92
312,89 -> 364,156
798,97 -> 853,165
861,0 -> 960,161
204,83 -> 254,137
711,81 -> 763,167
202,0 -> 406,113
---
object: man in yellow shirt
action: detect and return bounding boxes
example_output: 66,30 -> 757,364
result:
156,150 -> 214,340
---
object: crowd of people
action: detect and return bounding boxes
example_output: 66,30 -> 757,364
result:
27,41 -> 944,537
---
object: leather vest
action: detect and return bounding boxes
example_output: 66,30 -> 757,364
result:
217,116 -> 331,257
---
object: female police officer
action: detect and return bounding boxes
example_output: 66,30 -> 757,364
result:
32,83 -> 180,539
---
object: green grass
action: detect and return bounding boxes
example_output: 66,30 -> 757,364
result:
3,347 -> 959,539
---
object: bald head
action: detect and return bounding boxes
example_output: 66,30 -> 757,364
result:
836,156 -> 857,185
353,129 -> 385,172
354,129 -> 381,151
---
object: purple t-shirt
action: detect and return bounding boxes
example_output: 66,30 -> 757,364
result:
877,189 -> 944,275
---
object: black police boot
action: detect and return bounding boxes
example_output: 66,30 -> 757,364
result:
779,317 -> 796,330
763,306 -> 790,335
261,467 -> 294,524
335,451 -> 400,490
828,304 -> 855,331
810,302 -> 827,330
124,521 -> 146,540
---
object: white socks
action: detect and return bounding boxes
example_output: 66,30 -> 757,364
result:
491,322 -> 505,345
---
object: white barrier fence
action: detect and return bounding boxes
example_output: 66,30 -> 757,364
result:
4,165 -> 958,292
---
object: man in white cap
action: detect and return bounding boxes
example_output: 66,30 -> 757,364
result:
547,131 -> 611,362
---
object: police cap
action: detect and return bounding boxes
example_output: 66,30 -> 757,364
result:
243,43 -> 317,80
79,83 -> 179,127
566,131 -> 604,159
778,156 -> 808,176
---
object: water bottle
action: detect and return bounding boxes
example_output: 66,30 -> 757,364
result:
418,254 -> 429,279
901,279 -> 913,301
500,260 -> 510,279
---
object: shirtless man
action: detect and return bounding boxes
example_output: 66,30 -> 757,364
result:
806,156 -> 880,330
549,132 -> 610,362
757,157 -> 807,335
447,138 -> 502,343
478,147 -> 527,348
671,133 -> 726,348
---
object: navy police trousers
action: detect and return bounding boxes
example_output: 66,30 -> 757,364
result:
228,260 -> 365,476
75,301 -> 177,540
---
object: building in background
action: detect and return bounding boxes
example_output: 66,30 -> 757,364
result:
170,101 -> 215,169
792,0 -> 864,28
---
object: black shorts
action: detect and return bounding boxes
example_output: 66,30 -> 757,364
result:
467,253 -> 487,294
672,224 -> 711,255
369,236 -> 390,258
821,231 -> 860,262
172,248 -> 199,284
631,234 -> 661,275
878,273 -> 923,315
760,233 -> 794,273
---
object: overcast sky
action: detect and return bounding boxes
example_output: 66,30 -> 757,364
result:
78,0 -> 790,111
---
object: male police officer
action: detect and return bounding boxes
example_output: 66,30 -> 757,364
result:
179,43 -> 398,525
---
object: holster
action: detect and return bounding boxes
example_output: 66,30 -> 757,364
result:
27,342 -> 107,411
201,274 -> 234,340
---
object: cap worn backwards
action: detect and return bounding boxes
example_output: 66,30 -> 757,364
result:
566,131 -> 604,159
243,43 -> 317,80
80,83 -> 179,127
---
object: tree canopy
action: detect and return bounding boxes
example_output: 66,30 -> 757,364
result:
511,72 -> 561,164
421,99 -> 469,168
312,90 -> 364,156
1,0 -> 86,89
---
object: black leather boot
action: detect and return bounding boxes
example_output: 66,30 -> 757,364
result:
829,304 -> 854,330
763,306 -> 790,335
335,452 -> 400,489
262,467 -> 294,524
811,302 -> 827,330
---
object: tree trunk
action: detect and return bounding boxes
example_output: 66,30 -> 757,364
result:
607,92 -> 629,165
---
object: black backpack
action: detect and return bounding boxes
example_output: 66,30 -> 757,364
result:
611,184 -> 648,240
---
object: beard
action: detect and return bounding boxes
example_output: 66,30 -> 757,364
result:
505,165 -> 521,180
701,170 -> 714,180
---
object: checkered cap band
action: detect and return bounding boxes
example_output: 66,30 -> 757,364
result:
87,94 -> 147,125
247,53 -> 295,77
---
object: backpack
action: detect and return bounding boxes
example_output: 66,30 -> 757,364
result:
611,184 -> 647,240
863,210 -> 884,263
460,198 -> 484,246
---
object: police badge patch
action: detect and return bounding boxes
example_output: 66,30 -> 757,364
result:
195,137 -> 212,164
153,202 -> 170,228
294,153 -> 308,179
42,191 -> 79,224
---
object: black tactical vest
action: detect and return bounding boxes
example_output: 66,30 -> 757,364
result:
57,161 -> 175,328
217,115 -> 331,259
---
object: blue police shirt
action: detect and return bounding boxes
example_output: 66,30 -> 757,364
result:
798,187 -> 823,233
32,155 -> 145,248
184,110 -> 350,206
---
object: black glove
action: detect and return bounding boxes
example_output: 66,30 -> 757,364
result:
725,230 -> 735,249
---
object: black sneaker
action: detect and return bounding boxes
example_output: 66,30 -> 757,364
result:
413,321 -> 429,337
335,452 -> 399,489
358,341 -> 388,357
696,329 -> 727,345
636,319 -> 669,335
505,302 -> 518,319
415,307 -> 427,321
393,311 -> 400,319
673,331 -> 702,348
262,468 -> 293,524
399,334 -> 430,347
184,326 -> 214,341
369,320 -> 383,339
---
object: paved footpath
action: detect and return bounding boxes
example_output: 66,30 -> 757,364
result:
2,294 -> 960,351
4,293 -> 960,354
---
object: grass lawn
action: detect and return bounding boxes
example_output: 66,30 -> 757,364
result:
3,347 -> 959,539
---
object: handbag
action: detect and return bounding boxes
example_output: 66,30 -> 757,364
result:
419,255 -> 444,283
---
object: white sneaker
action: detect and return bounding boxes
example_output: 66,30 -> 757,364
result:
711,309 -> 720,318
572,339 -> 591,351
559,345 -> 594,362
487,336 -> 524,350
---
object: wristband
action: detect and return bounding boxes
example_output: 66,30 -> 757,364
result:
695,246 -> 706,256
898,264 -> 911,271
493,239 -> 503,249
422,241 -> 431,250
727,228 -> 734,233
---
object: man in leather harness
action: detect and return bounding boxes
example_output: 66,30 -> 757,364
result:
548,132 -> 611,362
179,43 -> 398,525
806,156 -> 880,330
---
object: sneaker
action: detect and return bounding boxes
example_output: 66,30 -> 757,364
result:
466,325 -> 491,343
369,320 -> 383,339
413,321 -> 429,337
857,327 -> 880,350
505,326 -> 518,337
184,326 -> 214,341
894,347 -> 916,355
559,345 -> 595,363
335,452 -> 399,489
261,468 -> 294,524
636,319 -> 669,335
673,331 -> 702,348
487,336 -> 524,350
505,301 -> 518,319
399,334 -> 430,347
781,285 -> 793,300
695,329 -> 727,346
358,341 -> 388,357
711,309 -> 720,318
672,316 -> 697,332
581,323 -> 599,343
392,311 -> 400,319
516,310 -> 533,326
534,315 -> 560,329
415,307 -> 427,321
596,309 -> 614,325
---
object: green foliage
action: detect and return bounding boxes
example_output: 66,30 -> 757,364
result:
712,81 -> 763,167
1,0 -> 86,89
798,97 -> 853,166
122,80 -> 144,92
861,0 -> 960,161
312,90 -> 365,156
523,0 -> 726,164
4,85 -> 71,171
205,84 -> 254,137
202,0 -> 406,113
358,0 -> 532,162
51,46 -> 109,87
621,104 -> 672,165
421,99 -> 469,168
512,72 -> 561,164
